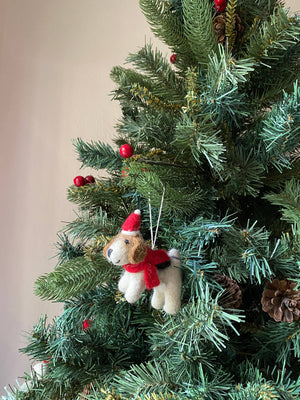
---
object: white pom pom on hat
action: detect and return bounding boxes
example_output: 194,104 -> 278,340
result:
121,209 -> 141,235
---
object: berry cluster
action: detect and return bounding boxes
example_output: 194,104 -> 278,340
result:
73,175 -> 95,187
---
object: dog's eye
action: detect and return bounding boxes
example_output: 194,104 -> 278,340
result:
124,239 -> 129,245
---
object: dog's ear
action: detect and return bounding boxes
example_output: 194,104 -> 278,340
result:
128,235 -> 147,264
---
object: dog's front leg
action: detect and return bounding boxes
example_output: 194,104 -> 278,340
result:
118,270 -> 131,293
119,271 -> 146,303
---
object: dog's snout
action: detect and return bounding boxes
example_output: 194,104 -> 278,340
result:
107,248 -> 113,258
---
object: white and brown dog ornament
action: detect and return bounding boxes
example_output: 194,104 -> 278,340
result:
103,210 -> 181,314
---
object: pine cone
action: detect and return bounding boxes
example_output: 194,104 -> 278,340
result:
213,13 -> 244,46
213,14 -> 226,45
261,279 -> 300,323
215,274 -> 243,309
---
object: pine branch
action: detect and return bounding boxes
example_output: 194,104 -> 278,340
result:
253,320 -> 300,366
264,158 -> 300,186
228,361 -> 300,398
201,46 -> 256,127
174,113 -> 226,176
34,256 -> 119,302
53,233 -> 85,267
222,146 -> 266,198
246,6 -> 300,65
183,364 -> 233,399
111,65 -> 153,87
116,109 -> 177,150
73,138 -> 122,172
152,280 -> 244,353
182,0 -> 218,65
264,178 -> 300,225
130,83 -> 182,113
110,65 -> 156,110
259,82 -> 300,171
211,221 -> 274,284
123,162 -> 208,217
139,0 -> 193,67
62,209 -> 120,242
113,360 -> 177,397
126,44 -> 185,101
19,289 -> 153,399
67,180 -> 126,212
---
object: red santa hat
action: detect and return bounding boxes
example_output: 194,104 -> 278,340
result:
122,209 -> 141,235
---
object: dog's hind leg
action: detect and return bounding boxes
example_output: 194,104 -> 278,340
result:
160,249 -> 181,314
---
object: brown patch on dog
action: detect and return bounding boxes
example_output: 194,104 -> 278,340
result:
127,235 -> 147,264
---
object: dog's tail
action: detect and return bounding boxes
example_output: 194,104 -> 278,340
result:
168,248 -> 181,264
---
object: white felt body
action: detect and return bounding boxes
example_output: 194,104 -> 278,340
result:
118,248 -> 181,315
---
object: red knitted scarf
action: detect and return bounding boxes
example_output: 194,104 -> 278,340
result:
124,247 -> 170,289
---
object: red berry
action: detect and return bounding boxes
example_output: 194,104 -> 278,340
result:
73,176 -> 86,187
214,0 -> 226,12
170,54 -> 177,64
82,319 -> 90,331
122,167 -> 129,178
119,144 -> 134,159
85,175 -> 95,184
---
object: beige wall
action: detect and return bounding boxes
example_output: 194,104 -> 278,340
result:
0,0 -> 162,393
0,0 -> 298,394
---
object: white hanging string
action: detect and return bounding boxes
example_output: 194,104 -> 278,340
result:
148,192 -> 154,249
149,185 -> 166,249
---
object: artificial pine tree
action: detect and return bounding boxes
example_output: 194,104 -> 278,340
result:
3,0 -> 300,399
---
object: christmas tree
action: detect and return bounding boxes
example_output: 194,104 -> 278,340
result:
3,0 -> 300,399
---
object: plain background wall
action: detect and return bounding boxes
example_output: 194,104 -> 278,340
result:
0,0 -> 298,394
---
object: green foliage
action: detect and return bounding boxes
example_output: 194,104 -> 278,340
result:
114,360 -> 177,397
34,255 -> 119,302
62,208 -> 120,242
127,44 -> 185,102
67,179 -> 126,213
110,65 -> 154,110
210,221 -> 274,283
182,0 -> 218,65
259,83 -> 300,171
253,320 -> 300,367
13,287 -> 154,400
204,47 -> 256,126
116,109 -> 177,150
245,8 -> 300,101
139,0 -> 193,68
73,138 -> 123,172
264,178 -> 300,225
222,146 -> 266,198
123,161 -> 208,217
53,233 -> 85,266
246,6 -> 295,64
228,361 -> 300,399
153,284 -> 244,352
174,113 -> 226,175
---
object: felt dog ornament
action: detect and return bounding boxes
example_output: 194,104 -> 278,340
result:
103,210 -> 181,314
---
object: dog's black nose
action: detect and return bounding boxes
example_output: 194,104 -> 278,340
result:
107,248 -> 113,258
